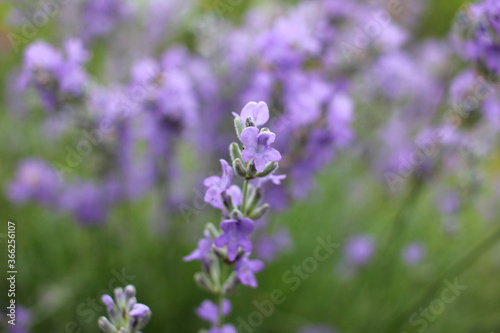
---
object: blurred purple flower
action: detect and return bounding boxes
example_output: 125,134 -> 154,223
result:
8,159 -> 60,205
327,92 -> 355,148
255,228 -> 292,262
196,299 -> 231,326
184,230 -> 212,262
6,307 -> 31,333
235,254 -> 264,288
59,183 -> 109,225
402,242 -> 426,266
344,235 -> 375,267
81,0 -> 132,40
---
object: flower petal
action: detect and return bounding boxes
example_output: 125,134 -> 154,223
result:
240,127 -> 259,148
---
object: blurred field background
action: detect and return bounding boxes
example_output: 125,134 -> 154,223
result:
2,0 -> 500,333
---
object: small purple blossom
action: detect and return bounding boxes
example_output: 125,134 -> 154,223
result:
204,159 -> 233,207
184,230 -> 213,262
241,127 -> 282,173
402,242 -> 426,266
214,218 -> 254,261
344,235 -> 376,267
235,254 -> 264,288
233,101 -> 270,126
196,299 -> 231,326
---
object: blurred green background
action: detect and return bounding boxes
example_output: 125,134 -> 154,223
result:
3,0 -> 500,332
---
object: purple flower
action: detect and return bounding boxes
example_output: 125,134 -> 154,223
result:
63,39 -> 90,64
255,228 -> 292,262
233,101 -> 270,126
8,159 -> 60,205
240,127 -> 282,173
22,41 -> 63,73
7,306 -> 31,333
327,92 -> 354,148
196,299 -> 231,326
344,235 -> 376,267
204,159 -> 233,207
254,173 -> 287,188
235,254 -> 264,288
59,183 -> 109,225
81,0 -> 132,40
402,242 -> 426,266
184,230 -> 212,262
214,218 -> 254,261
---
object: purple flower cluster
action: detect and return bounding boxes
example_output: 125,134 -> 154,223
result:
98,285 -> 151,333
17,39 -> 89,112
184,102 -> 283,331
454,0 -> 500,77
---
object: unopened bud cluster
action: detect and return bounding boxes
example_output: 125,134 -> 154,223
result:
98,285 -> 151,333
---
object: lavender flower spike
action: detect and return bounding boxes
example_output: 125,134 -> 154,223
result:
98,285 -> 150,333
240,127 -> 282,173
214,218 -> 254,261
233,101 -> 270,126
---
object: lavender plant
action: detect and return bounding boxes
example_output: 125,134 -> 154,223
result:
184,101 -> 284,332
98,285 -> 151,333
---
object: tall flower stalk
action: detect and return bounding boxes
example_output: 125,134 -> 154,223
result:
184,101 -> 284,332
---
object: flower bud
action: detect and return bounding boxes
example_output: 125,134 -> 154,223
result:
233,159 -> 247,178
257,162 -> 279,178
234,116 -> 244,138
128,303 -> 151,331
114,287 -> 126,309
247,162 -> 258,179
245,187 -> 262,215
194,272 -> 214,292
249,204 -> 270,220
229,142 -> 242,163
230,209 -> 243,220
126,296 -> 137,313
221,272 -> 239,295
101,294 -> 122,326
124,285 -> 136,300
98,316 -> 117,333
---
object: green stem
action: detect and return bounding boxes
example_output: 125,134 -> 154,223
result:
217,292 -> 224,328
242,179 -> 250,213
217,264 -> 228,328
